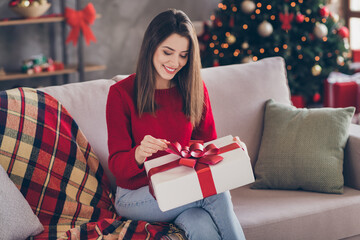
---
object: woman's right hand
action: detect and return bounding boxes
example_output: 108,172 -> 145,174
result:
135,135 -> 169,166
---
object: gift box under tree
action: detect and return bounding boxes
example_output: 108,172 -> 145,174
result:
353,50 -> 360,63
144,135 -> 255,212
323,72 -> 360,112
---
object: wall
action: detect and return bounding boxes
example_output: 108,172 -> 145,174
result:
0,0 -> 219,90
0,0 -> 345,90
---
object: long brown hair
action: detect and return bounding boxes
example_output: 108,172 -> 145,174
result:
135,9 -> 203,127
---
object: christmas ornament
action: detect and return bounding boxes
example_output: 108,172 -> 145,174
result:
241,42 -> 249,49
311,64 -> 322,76
295,13 -> 305,23
344,38 -> 350,50
319,6 -> 329,17
338,26 -> 349,38
9,0 -> 51,18
20,0 -> 31,7
313,93 -> 321,103
279,12 -> 294,31
291,95 -> 306,108
213,18 -> 223,28
213,59 -> 220,67
226,34 -> 236,45
33,65 -> 42,74
306,9 -> 312,15
9,1 -> 18,7
337,56 -> 345,65
8,0 -> 50,7
20,54 -> 59,74
330,13 -> 339,23
313,22 -> 328,39
241,0 -> 256,14
258,21 -> 273,37
241,56 -> 253,63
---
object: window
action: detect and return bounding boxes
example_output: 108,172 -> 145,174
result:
346,0 -> 360,49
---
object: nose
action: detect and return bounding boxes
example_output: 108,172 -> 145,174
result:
169,54 -> 179,67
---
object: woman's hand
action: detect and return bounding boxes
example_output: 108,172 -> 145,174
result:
233,136 -> 248,155
135,135 -> 169,166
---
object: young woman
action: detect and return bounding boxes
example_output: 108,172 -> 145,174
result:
106,9 -> 246,240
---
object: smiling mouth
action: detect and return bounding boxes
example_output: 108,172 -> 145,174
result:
164,65 -> 176,74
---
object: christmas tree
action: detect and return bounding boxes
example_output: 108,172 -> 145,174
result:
200,0 -> 352,104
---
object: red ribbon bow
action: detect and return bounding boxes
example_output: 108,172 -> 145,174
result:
147,141 -> 241,200
279,12 -> 294,31
166,142 -> 223,168
65,3 -> 97,46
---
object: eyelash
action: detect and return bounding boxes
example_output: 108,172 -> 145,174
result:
163,51 -> 188,58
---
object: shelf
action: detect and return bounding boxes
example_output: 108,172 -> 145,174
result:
0,14 -> 101,27
0,64 -> 106,82
0,0 -> 105,85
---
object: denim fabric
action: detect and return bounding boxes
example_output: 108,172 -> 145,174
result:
115,186 -> 246,240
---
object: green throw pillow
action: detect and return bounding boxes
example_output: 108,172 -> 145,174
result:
252,99 -> 355,194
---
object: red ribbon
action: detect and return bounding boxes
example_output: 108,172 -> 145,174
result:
166,142 -> 223,168
147,142 -> 241,200
65,3 -> 97,46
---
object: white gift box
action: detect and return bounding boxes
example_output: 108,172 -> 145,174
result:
144,135 -> 255,212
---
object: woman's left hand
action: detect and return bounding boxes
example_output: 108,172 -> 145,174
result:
233,136 -> 248,154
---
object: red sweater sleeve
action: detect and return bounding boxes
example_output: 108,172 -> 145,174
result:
191,82 -> 217,142
106,84 -> 146,189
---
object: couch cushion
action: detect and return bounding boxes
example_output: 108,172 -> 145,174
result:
344,124 -> 360,190
231,185 -> 360,240
202,57 -> 291,166
252,99 -> 355,194
0,165 -> 44,239
39,79 -> 116,190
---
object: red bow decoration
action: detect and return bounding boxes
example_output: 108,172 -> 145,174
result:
147,141 -> 241,199
279,12 -> 294,31
65,3 -> 97,46
166,142 -> 223,168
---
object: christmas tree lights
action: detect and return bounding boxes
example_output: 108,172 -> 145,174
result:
201,0 -> 352,104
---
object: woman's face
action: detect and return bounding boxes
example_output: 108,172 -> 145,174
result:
153,33 -> 189,89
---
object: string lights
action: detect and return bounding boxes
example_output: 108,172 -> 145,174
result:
202,0 -> 351,103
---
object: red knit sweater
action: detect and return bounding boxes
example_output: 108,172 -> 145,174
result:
106,74 -> 217,190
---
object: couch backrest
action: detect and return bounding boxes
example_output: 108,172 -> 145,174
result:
202,57 -> 291,166
40,56 -> 291,190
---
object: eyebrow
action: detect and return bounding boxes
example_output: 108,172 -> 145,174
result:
162,46 -> 189,53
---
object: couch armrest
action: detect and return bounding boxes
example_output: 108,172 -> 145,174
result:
344,124 -> 360,190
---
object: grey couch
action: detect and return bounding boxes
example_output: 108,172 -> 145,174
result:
41,56 -> 360,240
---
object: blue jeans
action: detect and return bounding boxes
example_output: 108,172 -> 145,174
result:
115,186 -> 246,240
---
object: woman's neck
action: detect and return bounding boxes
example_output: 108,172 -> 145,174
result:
156,79 -> 175,89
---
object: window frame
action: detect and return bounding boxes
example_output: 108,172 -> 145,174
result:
345,0 -> 360,49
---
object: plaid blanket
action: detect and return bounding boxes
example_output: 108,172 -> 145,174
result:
0,88 -> 186,240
